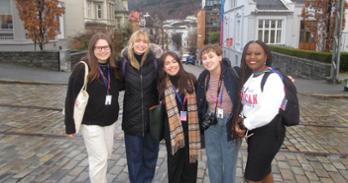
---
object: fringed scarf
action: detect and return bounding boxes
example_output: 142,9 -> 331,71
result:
164,78 -> 201,163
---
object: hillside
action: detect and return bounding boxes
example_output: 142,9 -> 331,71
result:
128,0 -> 201,20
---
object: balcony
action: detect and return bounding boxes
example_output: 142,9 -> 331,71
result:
0,30 -> 13,40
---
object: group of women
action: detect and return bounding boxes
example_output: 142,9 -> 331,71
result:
65,30 -> 286,183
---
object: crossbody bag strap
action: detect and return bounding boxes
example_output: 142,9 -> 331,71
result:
79,61 -> 89,91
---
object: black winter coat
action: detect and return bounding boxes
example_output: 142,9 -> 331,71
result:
196,58 -> 240,141
120,51 -> 159,135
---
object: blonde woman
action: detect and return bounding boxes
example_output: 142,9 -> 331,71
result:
119,30 -> 160,183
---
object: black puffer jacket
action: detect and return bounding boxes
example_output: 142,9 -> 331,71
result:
196,58 -> 240,141
120,51 -> 159,136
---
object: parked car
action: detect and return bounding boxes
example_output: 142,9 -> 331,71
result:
181,53 -> 190,64
186,55 -> 196,65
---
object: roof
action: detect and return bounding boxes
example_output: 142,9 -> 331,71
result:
255,0 -> 288,10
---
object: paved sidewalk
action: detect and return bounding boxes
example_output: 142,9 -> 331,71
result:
0,63 -> 69,85
1,63 -> 347,97
0,63 -> 348,183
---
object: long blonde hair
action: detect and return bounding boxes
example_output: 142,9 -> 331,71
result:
127,30 -> 150,70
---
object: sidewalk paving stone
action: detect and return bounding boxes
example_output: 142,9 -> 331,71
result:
0,78 -> 348,182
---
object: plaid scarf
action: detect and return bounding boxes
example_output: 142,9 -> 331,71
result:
164,78 -> 201,163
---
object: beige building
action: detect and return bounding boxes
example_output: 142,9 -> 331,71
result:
61,0 -> 128,38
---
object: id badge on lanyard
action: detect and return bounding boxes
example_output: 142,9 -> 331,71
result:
99,65 -> 112,106
105,95 -> 112,105
180,111 -> 187,121
216,86 -> 224,119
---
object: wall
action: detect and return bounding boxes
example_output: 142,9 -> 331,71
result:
0,50 -> 87,72
0,51 -> 60,71
272,52 -> 331,80
223,50 -> 331,80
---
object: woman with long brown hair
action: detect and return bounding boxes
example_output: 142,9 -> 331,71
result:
158,51 -> 201,183
64,32 -> 122,183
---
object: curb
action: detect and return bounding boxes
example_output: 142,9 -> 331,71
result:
299,92 -> 348,99
0,79 -> 67,86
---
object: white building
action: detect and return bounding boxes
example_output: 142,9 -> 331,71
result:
0,0 -> 128,51
0,0 -> 65,51
223,0 -> 304,66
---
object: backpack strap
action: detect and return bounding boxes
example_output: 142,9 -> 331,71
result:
261,71 -> 272,92
231,66 -> 239,79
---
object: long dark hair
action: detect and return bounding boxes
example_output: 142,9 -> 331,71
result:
158,51 -> 196,98
231,40 -> 272,130
82,32 -> 119,82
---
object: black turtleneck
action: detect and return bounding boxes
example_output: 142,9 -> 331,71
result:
98,62 -> 109,77
169,75 -> 180,88
134,53 -> 143,64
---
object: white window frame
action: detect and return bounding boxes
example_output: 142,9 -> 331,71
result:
0,0 -> 14,40
96,3 -> 103,19
256,17 -> 285,44
87,1 -> 93,18
235,14 -> 242,47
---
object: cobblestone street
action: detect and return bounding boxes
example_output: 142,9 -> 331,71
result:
0,82 -> 347,183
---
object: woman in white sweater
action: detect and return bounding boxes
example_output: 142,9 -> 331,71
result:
234,40 -> 285,183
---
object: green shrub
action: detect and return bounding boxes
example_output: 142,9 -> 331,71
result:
269,45 -> 348,71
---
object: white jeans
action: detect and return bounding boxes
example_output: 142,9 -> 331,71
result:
82,123 -> 116,183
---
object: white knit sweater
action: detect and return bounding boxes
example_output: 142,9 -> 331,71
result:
241,73 -> 285,130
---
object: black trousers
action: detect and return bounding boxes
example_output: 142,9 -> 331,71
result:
164,121 -> 198,183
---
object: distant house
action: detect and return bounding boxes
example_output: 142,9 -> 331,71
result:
0,0 -> 128,51
222,0 -> 304,66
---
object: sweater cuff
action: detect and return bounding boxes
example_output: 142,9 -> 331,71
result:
243,118 -> 253,130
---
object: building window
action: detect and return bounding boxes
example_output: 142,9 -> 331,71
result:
257,19 -> 283,44
0,0 -> 13,40
231,0 -> 237,8
96,3 -> 103,19
87,1 -> 92,18
0,15 -> 12,29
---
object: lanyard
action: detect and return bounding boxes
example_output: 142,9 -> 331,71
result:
173,86 -> 187,109
218,86 -> 224,107
98,64 -> 111,94
206,73 -> 223,115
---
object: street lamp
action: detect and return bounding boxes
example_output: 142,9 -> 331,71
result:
330,0 -> 345,84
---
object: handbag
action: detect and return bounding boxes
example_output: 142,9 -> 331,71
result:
148,104 -> 164,142
73,61 -> 89,134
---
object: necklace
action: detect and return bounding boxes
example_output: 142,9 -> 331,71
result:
253,67 -> 272,77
